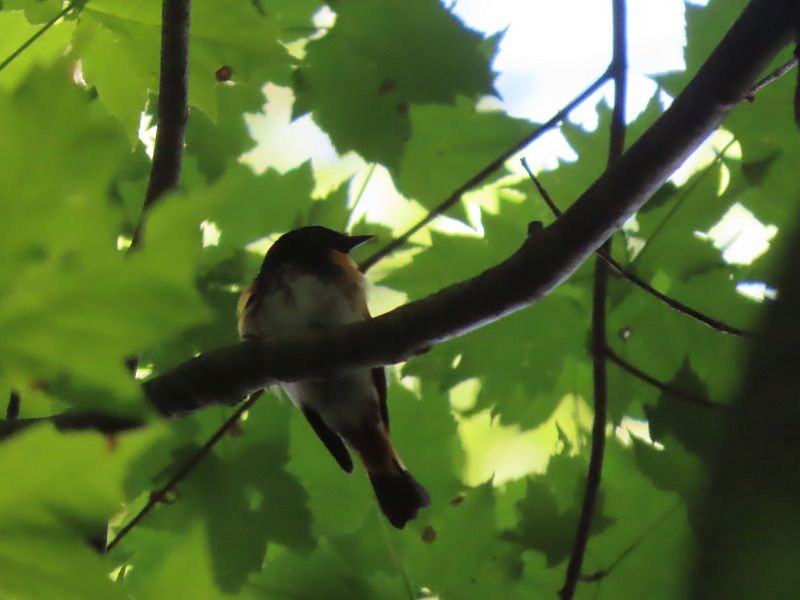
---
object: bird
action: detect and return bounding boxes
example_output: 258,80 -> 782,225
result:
237,225 -> 430,529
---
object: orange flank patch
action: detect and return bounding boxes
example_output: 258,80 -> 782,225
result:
330,250 -> 370,318
350,422 -> 398,474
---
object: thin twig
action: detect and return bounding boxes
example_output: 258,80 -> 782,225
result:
745,55 -> 799,101
580,501 -> 682,582
794,46 -> 800,129
348,163 -> 377,224
105,391 -> 262,553
358,69 -> 611,272
520,159 -> 751,337
0,1 -> 83,74
561,2 -> 626,598
630,137 -> 735,269
605,347 -> 725,409
131,0 -> 192,246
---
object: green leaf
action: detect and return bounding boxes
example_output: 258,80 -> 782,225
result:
0,10 -> 74,92
577,441 -> 695,599
1,0 -> 64,24
117,398 -> 313,595
185,83 -> 264,182
0,63 -> 209,411
387,201 -> 592,428
294,0 -> 494,167
0,426 -> 158,600
505,453 -> 615,567
78,0 -> 292,137
397,99 -> 534,214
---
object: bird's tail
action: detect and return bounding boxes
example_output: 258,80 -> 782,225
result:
347,423 -> 430,528
368,462 -> 430,529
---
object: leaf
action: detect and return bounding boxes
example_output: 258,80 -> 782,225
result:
0,63 -> 209,411
578,441 -> 695,599
0,10 -> 74,92
504,453 -> 615,567
1,0 -> 64,24
387,201 -> 592,429
185,83 -> 264,182
117,398 -> 313,595
78,0 -> 292,137
0,426 -> 158,600
294,0 -> 495,167
397,99 -> 534,215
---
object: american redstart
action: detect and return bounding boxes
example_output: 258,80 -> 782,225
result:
238,226 -> 430,528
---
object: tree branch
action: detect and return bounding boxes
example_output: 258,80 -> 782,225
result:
605,347 -> 726,410
519,159 -> 752,337
358,70 -> 611,272
105,392 -> 262,553
561,1 -> 626,597
131,0 -> 191,245
745,55 -> 799,101
1,0 -> 794,436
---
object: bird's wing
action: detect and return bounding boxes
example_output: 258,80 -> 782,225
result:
301,405 -> 354,473
372,367 -> 389,431
360,301 -> 390,431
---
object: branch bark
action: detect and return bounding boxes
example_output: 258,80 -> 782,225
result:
520,159 -> 752,336
560,0 -> 627,596
132,0 -> 191,245
90,0 -> 800,419
2,0 -> 795,434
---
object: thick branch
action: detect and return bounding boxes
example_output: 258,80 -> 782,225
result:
117,0 -> 800,420
132,0 -> 191,244
2,0 -> 794,432
520,160 -> 751,336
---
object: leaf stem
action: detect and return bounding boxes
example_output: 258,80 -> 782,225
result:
0,1 -> 83,74
105,391 -> 262,553
605,347 -> 725,409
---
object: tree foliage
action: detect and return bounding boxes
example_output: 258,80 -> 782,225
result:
1,0 -> 798,598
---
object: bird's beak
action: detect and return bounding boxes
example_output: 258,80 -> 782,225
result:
341,234 -> 375,253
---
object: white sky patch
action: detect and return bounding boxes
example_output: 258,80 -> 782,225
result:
138,111 -> 156,159
669,129 -> 740,187
450,0 -> 687,127
615,416 -> 664,449
242,84 -> 363,196
698,203 -> 778,265
200,220 -> 221,247
736,281 -> 778,303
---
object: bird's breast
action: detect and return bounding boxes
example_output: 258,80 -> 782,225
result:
253,272 -> 364,338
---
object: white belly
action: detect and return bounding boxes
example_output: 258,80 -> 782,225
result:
249,273 -> 379,431
256,273 -> 363,335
